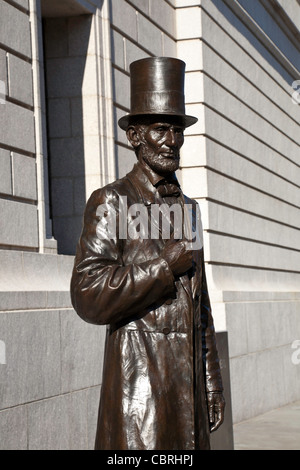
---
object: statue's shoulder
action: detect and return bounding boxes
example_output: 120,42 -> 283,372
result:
86,173 -> 133,210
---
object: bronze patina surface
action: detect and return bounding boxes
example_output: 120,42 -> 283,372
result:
71,57 -> 225,450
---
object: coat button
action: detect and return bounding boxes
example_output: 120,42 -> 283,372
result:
162,327 -> 171,335
165,299 -> 172,305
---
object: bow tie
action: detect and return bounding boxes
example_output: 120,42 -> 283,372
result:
156,180 -> 181,198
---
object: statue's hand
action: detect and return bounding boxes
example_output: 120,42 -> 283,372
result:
162,238 -> 193,276
207,392 -> 225,433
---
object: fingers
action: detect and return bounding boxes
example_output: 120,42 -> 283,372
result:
209,405 -> 225,432
207,392 -> 225,433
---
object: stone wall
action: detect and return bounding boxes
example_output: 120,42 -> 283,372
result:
0,0 -> 299,450
177,0 -> 300,422
110,0 -> 177,178
0,0 -> 39,251
0,0 -> 106,450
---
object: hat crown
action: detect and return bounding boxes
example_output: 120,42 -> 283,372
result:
118,57 -> 198,130
130,57 -> 185,116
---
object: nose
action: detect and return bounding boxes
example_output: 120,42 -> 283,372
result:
165,128 -> 177,147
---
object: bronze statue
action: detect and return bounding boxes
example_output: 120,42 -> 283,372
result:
71,57 -> 225,450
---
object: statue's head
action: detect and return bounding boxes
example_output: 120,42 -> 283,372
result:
118,57 -> 197,176
126,115 -> 185,175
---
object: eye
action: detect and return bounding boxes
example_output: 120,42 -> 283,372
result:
155,126 -> 167,132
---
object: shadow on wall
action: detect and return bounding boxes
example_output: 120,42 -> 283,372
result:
43,15 -> 92,255
211,0 -> 297,85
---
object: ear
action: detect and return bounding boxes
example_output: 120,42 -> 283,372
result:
126,126 -> 141,149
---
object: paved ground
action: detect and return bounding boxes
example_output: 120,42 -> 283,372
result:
233,400 -> 300,450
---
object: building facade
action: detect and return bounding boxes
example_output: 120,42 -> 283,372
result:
0,0 -> 299,449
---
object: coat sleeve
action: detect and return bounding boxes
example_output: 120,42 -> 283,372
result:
71,186 -> 176,326
200,256 -> 224,393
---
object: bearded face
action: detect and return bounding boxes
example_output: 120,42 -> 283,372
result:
127,118 -> 185,176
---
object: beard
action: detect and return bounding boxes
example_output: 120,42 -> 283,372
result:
139,144 -> 180,176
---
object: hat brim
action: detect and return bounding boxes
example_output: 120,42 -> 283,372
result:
118,113 -> 198,131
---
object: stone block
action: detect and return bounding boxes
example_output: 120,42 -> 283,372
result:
202,74 -> 299,163
125,39 -> 150,72
116,144 -> 136,179
51,177 -> 74,217
225,305 -> 248,359
0,310 -> 61,409
176,7 -> 202,40
230,353 -> 259,422
110,0 -> 137,42
73,176 -> 86,215
205,262 -> 300,293
48,98 -> 72,138
0,49 -> 7,96
0,199 -> 38,248
181,166 -> 207,199
114,106 -> 131,146
137,13 -> 163,56
162,34 -> 176,57
68,15 -> 94,57
83,136 -> 101,176
111,30 -> 125,70
185,71 -> 204,103
204,200 -> 300,251
283,342 -> 300,404
11,0 -> 29,10
0,2 -> 31,59
201,43 -> 299,145
149,0 -> 176,36
177,39 -> 203,71
73,95 -> 99,137
21,252 -> 74,292
86,385 -> 101,449
208,230 -> 300,272
0,101 -> 35,154
60,309 -> 105,393
7,54 -> 33,106
180,135 -> 206,167
128,0 -> 149,14
43,18 -> 69,59
0,406 -> 27,450
49,137 -> 85,178
175,0 -> 200,5
200,0 -> 299,120
53,214 -> 83,255
183,103 -> 205,136
0,148 -> 12,194
205,140 -> 300,209
237,0 -> 299,68
27,391 -> 89,450
204,108 -> 300,189
12,153 -> 37,200
112,68 -> 130,110
46,56 -> 89,99
0,250 -> 23,291
46,291 -> 72,309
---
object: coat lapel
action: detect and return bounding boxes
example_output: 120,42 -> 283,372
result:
126,164 -> 195,299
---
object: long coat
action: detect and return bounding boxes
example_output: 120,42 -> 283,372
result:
71,163 -> 223,450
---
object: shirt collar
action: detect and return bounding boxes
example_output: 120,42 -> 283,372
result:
137,161 -> 180,188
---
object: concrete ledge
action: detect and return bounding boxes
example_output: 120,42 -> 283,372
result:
0,251 -> 74,293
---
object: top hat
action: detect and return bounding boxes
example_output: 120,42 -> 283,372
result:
118,57 -> 198,130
